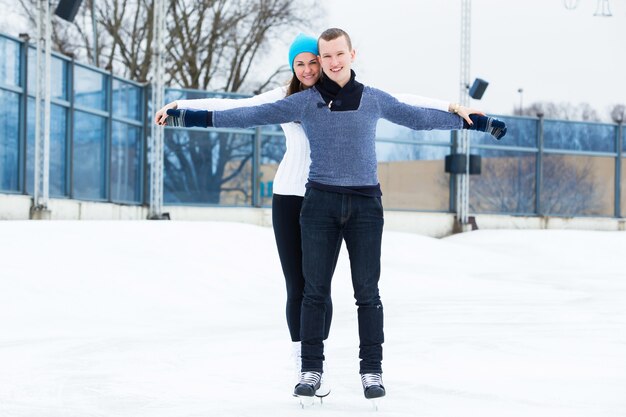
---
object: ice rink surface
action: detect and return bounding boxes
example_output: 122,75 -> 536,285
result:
1,221 -> 624,417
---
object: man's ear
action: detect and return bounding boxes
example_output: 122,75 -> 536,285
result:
351,48 -> 356,62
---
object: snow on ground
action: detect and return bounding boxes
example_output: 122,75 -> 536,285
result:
0,221 -> 625,417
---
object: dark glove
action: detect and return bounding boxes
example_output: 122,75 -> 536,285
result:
166,108 -> 211,128
464,114 -> 507,140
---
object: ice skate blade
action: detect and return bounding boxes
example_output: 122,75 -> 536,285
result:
369,397 -> 383,411
297,395 -> 315,408
315,393 -> 329,405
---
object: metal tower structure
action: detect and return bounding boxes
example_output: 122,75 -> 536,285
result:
456,0 -> 472,227
593,0 -> 612,16
564,0 -> 613,16
32,0 -> 52,218
148,0 -> 167,219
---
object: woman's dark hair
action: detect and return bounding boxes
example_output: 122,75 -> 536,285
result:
286,74 -> 304,97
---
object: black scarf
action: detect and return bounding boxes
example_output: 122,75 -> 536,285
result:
314,69 -> 364,111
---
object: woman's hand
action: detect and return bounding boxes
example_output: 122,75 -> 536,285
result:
154,101 -> 178,126
457,106 -> 486,126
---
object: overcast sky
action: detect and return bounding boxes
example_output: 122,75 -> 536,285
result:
317,0 -> 626,119
2,0 -> 623,120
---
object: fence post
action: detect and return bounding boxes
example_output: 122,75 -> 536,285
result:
18,33 -> 29,194
616,122 -> 623,218
106,69 -> 113,202
449,131 -> 457,213
535,114 -> 544,216
68,54 -> 75,198
252,127 -> 262,207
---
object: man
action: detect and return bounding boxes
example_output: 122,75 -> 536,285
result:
166,28 -> 506,402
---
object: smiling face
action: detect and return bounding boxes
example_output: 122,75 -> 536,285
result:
318,35 -> 356,88
292,52 -> 321,88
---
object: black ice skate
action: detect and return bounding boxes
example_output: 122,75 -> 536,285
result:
294,371 -> 322,408
361,373 -> 385,410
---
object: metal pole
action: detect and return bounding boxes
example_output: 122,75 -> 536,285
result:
615,122 -> 622,217
252,127 -> 262,207
457,0 -> 471,228
536,115 -> 544,215
32,0 -> 52,218
18,33 -> 30,194
90,0 -> 98,66
149,0 -> 167,219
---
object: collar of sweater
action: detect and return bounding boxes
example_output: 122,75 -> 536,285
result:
314,69 -> 364,111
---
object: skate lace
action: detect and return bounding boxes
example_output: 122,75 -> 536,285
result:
299,371 -> 322,387
361,373 -> 383,388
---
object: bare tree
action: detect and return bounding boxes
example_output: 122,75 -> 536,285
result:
514,101 -> 601,122
470,154 -> 536,214
609,104 -> 625,124
469,154 -> 607,216
17,0 -> 319,87
540,156 -> 606,216
166,0 -> 308,92
15,0 -> 321,204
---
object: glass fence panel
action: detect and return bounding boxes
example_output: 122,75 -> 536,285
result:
26,99 -> 68,196
469,149 -> 537,214
111,121 -> 142,203
113,79 -> 141,120
376,141 -> 451,211
0,89 -> 19,191
258,133 -> 286,207
163,128 -> 253,205
377,119 -> 452,144
0,36 -> 20,88
74,65 -> 106,111
469,116 -> 537,148
621,158 -> 626,218
51,56 -> 68,101
73,110 -> 106,199
164,89 -> 249,103
544,120 -> 616,153
27,49 -> 68,100
541,154 -> 614,216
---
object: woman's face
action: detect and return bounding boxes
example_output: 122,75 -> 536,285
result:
293,52 -> 320,88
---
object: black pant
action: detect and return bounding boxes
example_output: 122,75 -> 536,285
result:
272,194 -> 336,342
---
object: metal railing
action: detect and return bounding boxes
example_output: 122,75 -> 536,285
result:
1,32 -> 624,218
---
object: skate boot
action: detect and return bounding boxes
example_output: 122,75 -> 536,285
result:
294,371 -> 321,407
361,373 -> 385,409
315,361 -> 331,399
291,342 -> 301,395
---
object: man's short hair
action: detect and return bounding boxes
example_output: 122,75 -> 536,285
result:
318,28 -> 353,51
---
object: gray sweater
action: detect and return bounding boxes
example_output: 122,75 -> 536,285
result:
212,86 -> 463,187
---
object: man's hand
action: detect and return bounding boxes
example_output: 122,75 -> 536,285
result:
465,114 -> 507,140
165,108 -> 211,128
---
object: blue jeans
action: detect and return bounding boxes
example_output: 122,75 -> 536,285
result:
299,188 -> 384,374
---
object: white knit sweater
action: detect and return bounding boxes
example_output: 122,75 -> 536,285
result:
176,87 -> 449,197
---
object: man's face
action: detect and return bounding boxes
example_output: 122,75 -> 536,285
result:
318,35 -> 355,87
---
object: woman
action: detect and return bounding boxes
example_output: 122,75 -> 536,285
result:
154,33 -> 483,398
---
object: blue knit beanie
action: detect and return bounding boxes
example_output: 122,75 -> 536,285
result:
288,33 -> 319,72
